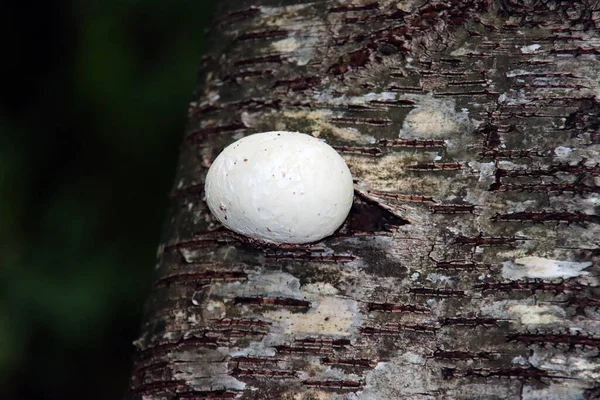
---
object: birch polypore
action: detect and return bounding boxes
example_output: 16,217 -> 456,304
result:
205,131 -> 354,244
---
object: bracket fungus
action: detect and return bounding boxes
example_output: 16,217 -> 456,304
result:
205,131 -> 354,244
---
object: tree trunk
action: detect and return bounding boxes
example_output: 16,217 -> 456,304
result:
129,1 -> 600,399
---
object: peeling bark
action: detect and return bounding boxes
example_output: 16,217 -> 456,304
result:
129,1 -> 600,399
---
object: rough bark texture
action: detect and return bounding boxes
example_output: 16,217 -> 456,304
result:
129,1 -> 600,399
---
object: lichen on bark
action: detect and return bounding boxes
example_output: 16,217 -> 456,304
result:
130,1 -> 600,399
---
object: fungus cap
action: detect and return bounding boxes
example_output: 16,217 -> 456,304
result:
205,131 -> 354,244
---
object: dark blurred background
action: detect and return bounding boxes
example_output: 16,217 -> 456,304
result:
1,1 -> 215,398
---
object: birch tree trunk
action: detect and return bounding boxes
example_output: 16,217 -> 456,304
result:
129,1 -> 600,399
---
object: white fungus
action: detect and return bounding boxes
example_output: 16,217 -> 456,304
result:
204,131 -> 354,244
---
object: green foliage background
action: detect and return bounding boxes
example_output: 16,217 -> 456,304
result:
1,1 -> 215,398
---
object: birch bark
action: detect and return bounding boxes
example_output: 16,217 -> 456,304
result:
130,1 -> 600,399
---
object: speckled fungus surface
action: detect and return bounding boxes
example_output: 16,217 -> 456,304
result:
205,131 -> 354,244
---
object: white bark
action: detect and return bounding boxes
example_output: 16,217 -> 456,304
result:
130,1 -> 600,399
